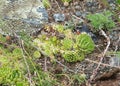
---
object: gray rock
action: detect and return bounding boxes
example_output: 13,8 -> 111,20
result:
75,5 -> 80,10
75,24 -> 97,43
109,31 -> 119,40
81,12 -> 87,18
110,56 -> 120,67
86,2 -> 94,7
36,7 -> 48,21
109,3 -> 116,10
0,0 -> 48,35
75,11 -> 82,17
22,18 -> 43,27
61,7 -> 65,10
53,13 -> 65,22
89,7 -> 97,13
64,21 -> 74,29
107,0 -> 116,4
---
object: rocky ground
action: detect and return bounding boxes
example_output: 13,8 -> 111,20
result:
39,0 -> 120,86
0,0 -> 120,86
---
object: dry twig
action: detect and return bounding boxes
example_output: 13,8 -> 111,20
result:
20,40 -> 34,86
55,60 -> 75,73
85,59 -> 120,69
54,0 -> 62,13
44,56 -> 47,71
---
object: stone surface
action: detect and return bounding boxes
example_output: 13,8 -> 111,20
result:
109,31 -> 119,40
81,12 -> 88,18
0,0 -> 48,35
53,13 -> 65,22
107,0 -> 116,4
75,11 -> 82,17
75,5 -> 80,10
75,24 -> 97,43
86,2 -> 94,7
110,56 -> 120,67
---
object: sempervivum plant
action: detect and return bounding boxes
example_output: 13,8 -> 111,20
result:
63,51 -> 79,62
33,25 -> 95,62
62,33 -> 95,62
76,33 -> 95,54
63,50 -> 85,62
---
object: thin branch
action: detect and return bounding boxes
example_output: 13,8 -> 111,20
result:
72,14 -> 84,22
85,59 -> 120,69
55,60 -> 75,73
54,0 -> 62,13
21,41 -> 42,84
44,56 -> 47,71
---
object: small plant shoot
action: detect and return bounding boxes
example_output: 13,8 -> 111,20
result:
87,11 -> 115,30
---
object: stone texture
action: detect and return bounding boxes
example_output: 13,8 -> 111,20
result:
110,56 -> 120,67
0,0 -> 48,35
53,13 -> 65,22
75,11 -> 82,17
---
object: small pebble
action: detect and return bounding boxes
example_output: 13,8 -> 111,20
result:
109,3 -> 116,10
110,56 -> 120,66
75,11 -> 82,17
81,12 -> 87,18
61,7 -> 65,10
75,5 -> 80,10
93,2 -> 98,6
53,13 -> 65,22
86,2 -> 94,7
107,0 -> 116,4
109,31 -> 119,40
64,2 -> 69,7
74,2 -> 79,5
89,7 -> 97,13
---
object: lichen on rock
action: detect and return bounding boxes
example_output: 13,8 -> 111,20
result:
0,0 -> 48,35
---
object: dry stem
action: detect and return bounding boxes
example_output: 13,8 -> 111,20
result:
20,40 -> 34,86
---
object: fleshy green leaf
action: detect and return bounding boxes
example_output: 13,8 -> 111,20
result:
33,51 -> 41,59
